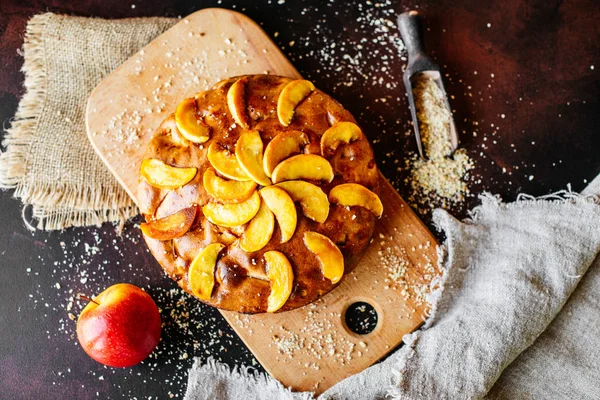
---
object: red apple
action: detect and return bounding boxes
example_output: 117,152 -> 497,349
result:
76,283 -> 162,368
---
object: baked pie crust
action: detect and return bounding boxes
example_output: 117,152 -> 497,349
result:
138,75 -> 382,313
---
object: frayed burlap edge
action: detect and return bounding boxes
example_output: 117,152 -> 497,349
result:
0,13 -> 138,231
22,182 -> 138,231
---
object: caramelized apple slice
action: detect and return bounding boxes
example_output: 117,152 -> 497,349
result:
207,142 -> 250,181
329,183 -> 383,217
227,78 -> 250,129
203,169 -> 257,204
240,202 -> 275,252
275,180 -> 329,223
303,231 -> 344,284
175,98 -> 211,143
188,243 -> 225,300
277,80 -> 315,126
202,190 -> 260,228
320,121 -> 363,157
260,186 -> 297,243
235,130 -> 271,186
265,251 -> 294,312
271,154 -> 334,184
140,206 -> 197,240
263,130 -> 309,177
140,158 -> 197,189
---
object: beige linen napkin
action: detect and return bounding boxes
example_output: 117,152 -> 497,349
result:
185,178 -> 600,400
1,13 -> 176,230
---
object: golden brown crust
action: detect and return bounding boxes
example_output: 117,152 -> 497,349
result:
138,75 -> 380,313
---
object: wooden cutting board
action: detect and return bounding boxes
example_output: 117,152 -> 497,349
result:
86,8 -> 440,394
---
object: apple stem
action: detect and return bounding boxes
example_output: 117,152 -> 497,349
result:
78,294 -> 100,306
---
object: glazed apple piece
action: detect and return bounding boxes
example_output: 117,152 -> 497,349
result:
227,78 -> 250,129
140,158 -> 197,189
271,154 -> 334,184
329,183 -> 383,217
140,206 -> 197,240
240,202 -> 275,252
277,80 -> 315,126
202,190 -> 261,228
264,251 -> 294,312
260,186 -> 297,243
203,169 -> 257,204
263,130 -> 309,177
303,231 -> 344,284
235,130 -> 271,186
320,121 -> 363,157
275,180 -> 329,223
188,243 -> 225,300
175,97 -> 211,143
207,142 -> 250,181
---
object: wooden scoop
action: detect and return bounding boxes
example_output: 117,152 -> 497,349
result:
397,11 -> 459,158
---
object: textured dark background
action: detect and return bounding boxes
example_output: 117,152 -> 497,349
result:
0,0 -> 598,399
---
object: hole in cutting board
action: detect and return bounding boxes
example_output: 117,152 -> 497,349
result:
344,301 -> 378,335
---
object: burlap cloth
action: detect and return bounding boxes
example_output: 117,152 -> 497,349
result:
0,13 -> 176,230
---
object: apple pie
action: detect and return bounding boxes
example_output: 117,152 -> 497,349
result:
138,75 -> 382,313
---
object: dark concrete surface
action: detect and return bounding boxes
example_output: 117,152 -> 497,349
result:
0,0 -> 598,398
